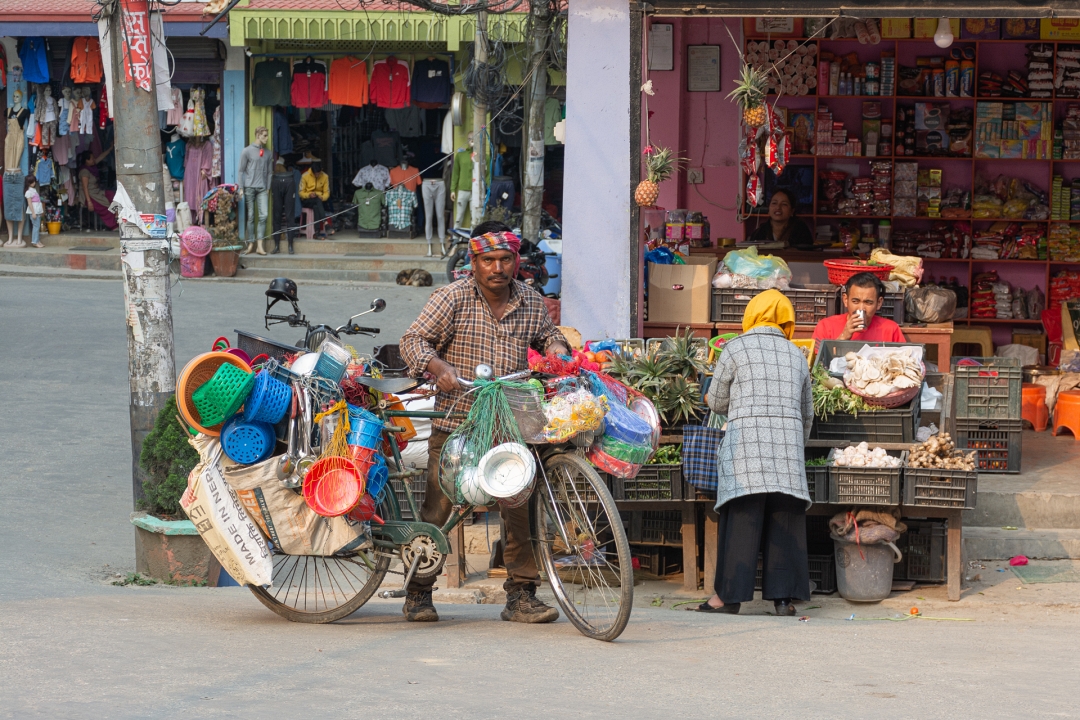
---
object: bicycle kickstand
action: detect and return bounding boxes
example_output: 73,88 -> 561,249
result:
378,550 -> 424,599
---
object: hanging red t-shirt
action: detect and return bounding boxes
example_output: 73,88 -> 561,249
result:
370,57 -> 411,109
812,313 -> 907,345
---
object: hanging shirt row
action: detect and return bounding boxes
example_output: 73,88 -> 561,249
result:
252,55 -> 452,110
17,36 -> 103,85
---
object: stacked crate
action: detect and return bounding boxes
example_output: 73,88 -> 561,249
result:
951,357 -> 1023,473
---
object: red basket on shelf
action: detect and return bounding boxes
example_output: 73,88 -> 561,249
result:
823,259 -> 893,286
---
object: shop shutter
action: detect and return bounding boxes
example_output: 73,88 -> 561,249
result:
166,38 -> 226,85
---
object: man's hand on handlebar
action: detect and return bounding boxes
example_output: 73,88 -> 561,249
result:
427,357 -> 462,393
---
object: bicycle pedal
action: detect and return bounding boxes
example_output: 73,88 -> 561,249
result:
379,589 -> 407,599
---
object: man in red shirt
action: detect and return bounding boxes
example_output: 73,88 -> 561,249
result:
812,272 -> 906,345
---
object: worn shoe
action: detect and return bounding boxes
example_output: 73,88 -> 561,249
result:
696,601 -> 740,614
774,599 -> 797,616
501,585 -> 559,624
403,590 -> 439,622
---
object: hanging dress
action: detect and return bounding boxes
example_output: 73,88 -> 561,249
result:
191,87 -> 210,137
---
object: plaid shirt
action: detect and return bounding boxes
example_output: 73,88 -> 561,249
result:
385,185 -> 417,229
400,278 -> 566,432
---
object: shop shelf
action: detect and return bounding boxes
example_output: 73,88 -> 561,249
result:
896,520 -> 946,583
611,465 -> 687,502
953,356 -> 1023,420
953,418 -> 1022,474
828,451 -> 906,505
902,466 -> 978,509
630,544 -> 683,577
623,510 -> 683,546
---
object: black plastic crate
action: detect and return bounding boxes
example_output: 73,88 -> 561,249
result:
373,343 -> 409,378
611,465 -> 686,501
235,330 -> 300,363
954,418 -> 1022,474
814,339 -> 925,368
390,475 -> 427,521
806,464 -> 830,504
711,285 -> 835,324
754,554 -> 836,593
811,399 -> 920,444
953,357 -> 1023,420
902,467 -> 978,509
829,450 -> 906,505
806,515 -> 833,555
630,544 -> 683,577
896,520 -> 946,583
623,510 -> 683,546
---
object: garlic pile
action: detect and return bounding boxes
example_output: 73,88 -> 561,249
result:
907,433 -> 977,471
830,442 -> 902,468
843,349 -> 923,398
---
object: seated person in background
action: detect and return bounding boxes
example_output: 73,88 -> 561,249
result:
299,159 -> 331,238
812,272 -> 906,344
747,189 -> 814,250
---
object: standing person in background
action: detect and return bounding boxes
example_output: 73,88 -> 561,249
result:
698,290 -> 813,617
812,272 -> 906,346
298,158 -> 330,239
78,150 -> 117,231
24,177 -> 44,248
269,158 -> 298,255
238,126 -> 273,256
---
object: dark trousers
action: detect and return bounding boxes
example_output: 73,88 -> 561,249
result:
408,429 -> 540,593
301,197 -> 326,229
714,492 -> 810,604
270,174 -> 297,244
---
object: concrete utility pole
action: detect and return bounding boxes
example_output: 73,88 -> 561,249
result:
471,11 -> 488,227
520,3 -> 553,245
105,0 -> 176,506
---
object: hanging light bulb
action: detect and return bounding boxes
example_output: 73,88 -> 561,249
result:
934,18 -> 954,49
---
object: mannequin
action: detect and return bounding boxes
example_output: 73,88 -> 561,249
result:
4,90 -> 29,247
40,86 -> 58,147
58,87 -> 73,137
78,88 -> 96,136
352,179 -> 385,233
450,132 -> 474,229
385,173 -> 418,233
165,132 -> 186,181
238,126 -> 272,255
270,158 -> 298,254
352,158 -> 390,191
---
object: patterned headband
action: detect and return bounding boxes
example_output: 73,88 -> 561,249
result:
469,230 -> 522,256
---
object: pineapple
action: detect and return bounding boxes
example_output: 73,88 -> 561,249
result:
728,63 -> 769,128
635,146 -> 677,207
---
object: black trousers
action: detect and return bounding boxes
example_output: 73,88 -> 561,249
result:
301,197 -> 326,227
714,492 -> 810,604
270,174 -> 297,243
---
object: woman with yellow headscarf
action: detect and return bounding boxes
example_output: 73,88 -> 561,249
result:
696,290 -> 814,617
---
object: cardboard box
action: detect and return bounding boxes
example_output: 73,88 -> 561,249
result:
743,17 -> 803,37
647,257 -> 717,324
961,18 -> 1000,39
914,18 -> 961,39
881,18 -> 911,39
1042,19 -> 1080,40
1002,18 -> 1040,40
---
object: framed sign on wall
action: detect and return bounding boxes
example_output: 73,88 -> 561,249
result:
649,23 -> 674,71
687,45 -> 720,92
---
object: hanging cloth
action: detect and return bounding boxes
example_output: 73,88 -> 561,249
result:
71,37 -> 104,84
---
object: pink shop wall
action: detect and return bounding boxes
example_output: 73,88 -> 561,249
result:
643,17 -> 745,240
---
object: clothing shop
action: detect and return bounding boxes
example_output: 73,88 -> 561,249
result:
0,5 -> 228,245
229,2 -> 563,254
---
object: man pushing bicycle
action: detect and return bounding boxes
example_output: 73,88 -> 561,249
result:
400,221 -> 570,623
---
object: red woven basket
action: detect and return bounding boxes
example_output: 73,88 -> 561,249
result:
823,259 -> 893,286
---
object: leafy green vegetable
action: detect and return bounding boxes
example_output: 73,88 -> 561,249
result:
811,363 -> 876,420
805,457 -> 830,466
653,444 -> 682,465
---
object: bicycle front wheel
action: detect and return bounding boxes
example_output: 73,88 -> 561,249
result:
531,452 -> 633,641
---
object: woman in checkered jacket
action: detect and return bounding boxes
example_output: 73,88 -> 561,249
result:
697,290 -> 813,617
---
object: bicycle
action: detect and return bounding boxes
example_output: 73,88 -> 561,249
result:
247,365 -> 634,642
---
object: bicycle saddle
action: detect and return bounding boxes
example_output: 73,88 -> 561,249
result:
351,376 -> 425,395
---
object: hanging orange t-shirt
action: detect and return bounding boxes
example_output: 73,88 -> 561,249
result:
328,57 -> 369,107
71,37 -> 104,84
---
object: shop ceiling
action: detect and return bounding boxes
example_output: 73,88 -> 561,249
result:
640,0 -> 1080,18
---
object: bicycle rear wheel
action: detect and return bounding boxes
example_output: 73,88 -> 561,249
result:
249,495 -> 396,624
531,452 -> 633,641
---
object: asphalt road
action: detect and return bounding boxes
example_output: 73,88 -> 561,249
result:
2,276 -> 1080,719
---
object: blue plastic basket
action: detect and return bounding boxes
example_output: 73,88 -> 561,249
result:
243,370 -> 292,424
220,415 -> 277,465
366,454 -> 389,501
347,404 -> 384,450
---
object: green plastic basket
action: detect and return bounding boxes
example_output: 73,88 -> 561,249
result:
191,363 -> 255,427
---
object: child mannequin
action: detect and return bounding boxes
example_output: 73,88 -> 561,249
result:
40,86 -> 58,147
78,88 -> 96,136
58,87 -> 73,137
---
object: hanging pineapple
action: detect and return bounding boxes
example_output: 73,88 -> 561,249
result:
635,146 -> 679,207
728,63 -> 769,128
